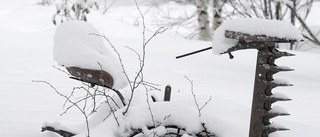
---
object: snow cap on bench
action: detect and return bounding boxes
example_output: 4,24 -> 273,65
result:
53,20 -> 128,89
212,18 -> 304,54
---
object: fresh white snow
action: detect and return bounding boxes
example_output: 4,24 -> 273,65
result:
211,18 -> 304,54
269,105 -> 289,114
53,20 -> 128,89
0,1 -> 320,137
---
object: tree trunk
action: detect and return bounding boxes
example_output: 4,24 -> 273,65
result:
275,2 -> 281,20
195,0 -> 212,41
213,0 -> 222,31
290,0 -> 296,50
263,0 -> 269,18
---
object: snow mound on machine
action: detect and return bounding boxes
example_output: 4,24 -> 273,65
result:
212,18 -> 304,54
53,20 -> 127,89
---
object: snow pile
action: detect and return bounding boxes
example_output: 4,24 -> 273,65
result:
113,102 -> 221,136
270,92 -> 290,100
141,126 -> 167,137
272,79 -> 292,85
63,101 -> 219,137
117,102 -> 206,136
212,18 -> 303,54
269,105 -> 289,114
53,20 -> 127,89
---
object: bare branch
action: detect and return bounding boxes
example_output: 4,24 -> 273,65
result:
199,96 -> 212,111
286,4 -> 320,46
184,76 -> 201,117
33,80 -> 91,137
184,76 -> 212,117
102,0 -> 118,14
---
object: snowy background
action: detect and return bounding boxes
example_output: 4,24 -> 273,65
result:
0,0 -> 320,137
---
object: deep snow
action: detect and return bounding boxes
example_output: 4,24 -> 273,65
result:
0,1 -> 320,137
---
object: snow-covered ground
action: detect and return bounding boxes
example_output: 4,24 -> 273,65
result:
1,1 -> 320,137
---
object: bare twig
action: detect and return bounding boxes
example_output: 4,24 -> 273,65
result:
102,0 -> 118,14
145,87 -> 156,127
184,76 -> 202,117
33,80 -> 91,137
286,4 -> 320,46
104,92 -> 120,126
199,96 -> 212,111
184,76 -> 212,117
123,0 -> 164,115
52,65 -> 70,76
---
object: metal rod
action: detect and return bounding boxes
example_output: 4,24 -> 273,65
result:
176,47 -> 212,59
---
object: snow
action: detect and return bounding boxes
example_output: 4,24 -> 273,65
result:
272,79 -> 292,85
269,105 -> 289,114
53,20 -> 128,89
267,122 -> 286,129
0,1 -> 320,137
270,92 -> 290,100
212,18 -> 304,54
142,126 -> 167,137
118,102 -> 204,134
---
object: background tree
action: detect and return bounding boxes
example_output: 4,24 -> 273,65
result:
149,0 -> 319,49
212,0 -> 227,30
195,0 -> 212,40
52,0 -> 99,25
226,0 -> 319,49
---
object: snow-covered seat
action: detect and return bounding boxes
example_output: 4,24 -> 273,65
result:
53,20 -> 128,90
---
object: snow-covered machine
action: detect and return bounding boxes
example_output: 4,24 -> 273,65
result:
177,18 -> 303,137
213,18 -> 303,137
223,30 -> 297,137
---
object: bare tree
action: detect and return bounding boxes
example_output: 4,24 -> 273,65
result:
52,0 -> 99,25
102,0 -> 118,14
226,0 -> 320,49
212,0 -> 227,30
195,0 -> 212,40
37,0 -> 54,5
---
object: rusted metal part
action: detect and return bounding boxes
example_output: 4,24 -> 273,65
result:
164,85 -> 172,101
222,41 -> 296,57
176,47 -> 212,59
221,30 -> 297,137
175,30 -> 299,59
66,67 -> 126,106
41,126 -> 75,137
222,42 -> 268,56
66,67 -> 114,88
249,45 -> 292,137
225,30 -> 297,43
